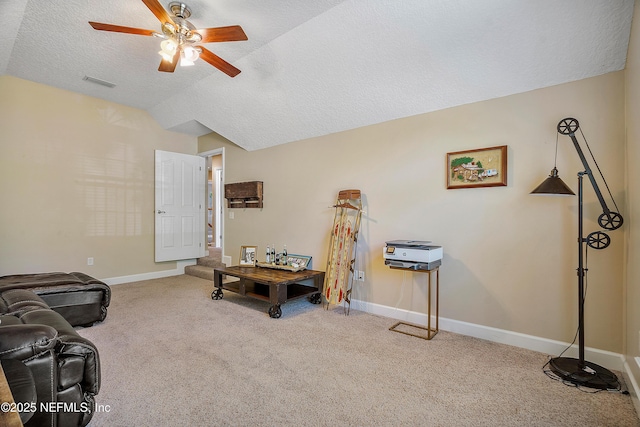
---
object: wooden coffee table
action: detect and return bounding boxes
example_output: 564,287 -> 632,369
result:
211,266 -> 325,318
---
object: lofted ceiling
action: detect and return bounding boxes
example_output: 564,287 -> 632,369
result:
0,0 -> 635,151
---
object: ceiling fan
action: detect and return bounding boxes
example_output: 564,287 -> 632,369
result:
89,0 -> 247,77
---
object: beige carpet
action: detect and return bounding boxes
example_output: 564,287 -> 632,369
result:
79,275 -> 640,426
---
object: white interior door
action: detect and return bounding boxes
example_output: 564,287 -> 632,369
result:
155,150 -> 206,262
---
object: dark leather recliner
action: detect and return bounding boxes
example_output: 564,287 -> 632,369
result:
0,288 -> 101,426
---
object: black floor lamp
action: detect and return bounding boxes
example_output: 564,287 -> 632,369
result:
531,117 -> 623,390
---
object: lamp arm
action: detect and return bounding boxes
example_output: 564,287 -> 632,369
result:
556,117 -> 622,231
566,131 -> 612,215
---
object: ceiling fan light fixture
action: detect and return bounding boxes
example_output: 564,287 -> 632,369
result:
182,45 -> 199,63
160,39 -> 177,53
162,22 -> 176,37
159,38 -> 179,61
180,57 -> 195,67
169,2 -> 192,19
186,32 -> 202,43
159,50 -> 173,62
88,0 -> 247,76
159,39 -> 178,62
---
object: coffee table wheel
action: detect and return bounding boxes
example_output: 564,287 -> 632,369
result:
268,304 -> 282,319
308,293 -> 322,304
211,288 -> 223,300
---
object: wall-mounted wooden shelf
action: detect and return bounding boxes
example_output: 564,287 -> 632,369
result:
225,181 -> 263,208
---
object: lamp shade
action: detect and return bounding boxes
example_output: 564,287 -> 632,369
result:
530,167 -> 575,195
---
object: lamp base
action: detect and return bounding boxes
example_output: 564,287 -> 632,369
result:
549,357 -> 619,390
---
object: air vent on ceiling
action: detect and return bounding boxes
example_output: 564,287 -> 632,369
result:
82,75 -> 116,88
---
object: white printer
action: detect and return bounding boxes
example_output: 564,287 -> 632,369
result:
383,240 -> 442,271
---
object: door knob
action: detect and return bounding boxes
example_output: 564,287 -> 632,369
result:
157,210 -> 166,214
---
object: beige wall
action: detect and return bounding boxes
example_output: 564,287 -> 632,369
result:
625,0 -> 640,392
0,19 -> 634,388
200,71 -> 627,353
0,76 -> 198,279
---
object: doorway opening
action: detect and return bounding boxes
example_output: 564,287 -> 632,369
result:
201,149 -> 224,250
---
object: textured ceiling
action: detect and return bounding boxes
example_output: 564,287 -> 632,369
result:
1,0 -> 635,151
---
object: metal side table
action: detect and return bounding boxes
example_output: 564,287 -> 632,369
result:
389,266 -> 439,340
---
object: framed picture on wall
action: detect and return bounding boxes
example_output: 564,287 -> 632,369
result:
240,246 -> 257,266
446,145 -> 508,189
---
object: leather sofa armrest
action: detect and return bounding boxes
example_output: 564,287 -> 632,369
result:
18,309 -> 101,395
58,335 -> 101,395
0,324 -> 58,360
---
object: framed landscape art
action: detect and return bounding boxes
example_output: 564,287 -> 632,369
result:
446,145 -> 507,189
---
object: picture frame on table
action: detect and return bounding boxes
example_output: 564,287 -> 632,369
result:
446,145 -> 507,189
239,246 -> 257,266
286,254 -> 312,269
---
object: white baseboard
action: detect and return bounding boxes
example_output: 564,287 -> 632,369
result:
623,358 -> 640,416
102,260 -> 196,286
350,298 -> 625,373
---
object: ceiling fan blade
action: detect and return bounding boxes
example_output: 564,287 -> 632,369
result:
199,47 -> 241,77
89,22 -> 156,36
142,0 -> 174,25
158,50 -> 180,73
196,25 -> 248,43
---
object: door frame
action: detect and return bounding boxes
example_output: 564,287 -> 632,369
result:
214,167 -> 222,247
199,148 -> 225,253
